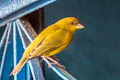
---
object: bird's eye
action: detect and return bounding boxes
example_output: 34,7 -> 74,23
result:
70,21 -> 74,25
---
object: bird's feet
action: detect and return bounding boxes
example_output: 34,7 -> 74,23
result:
45,56 -> 65,69
48,62 -> 65,69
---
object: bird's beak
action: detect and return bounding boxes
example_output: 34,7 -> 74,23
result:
76,24 -> 84,29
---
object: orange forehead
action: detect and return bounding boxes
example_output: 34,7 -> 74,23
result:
58,17 -> 79,24
62,17 -> 78,21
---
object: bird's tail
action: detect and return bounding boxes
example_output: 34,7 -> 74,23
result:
10,57 -> 28,76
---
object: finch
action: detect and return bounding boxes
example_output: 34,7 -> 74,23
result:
10,17 -> 84,75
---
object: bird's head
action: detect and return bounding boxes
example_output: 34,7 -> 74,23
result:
55,17 -> 84,33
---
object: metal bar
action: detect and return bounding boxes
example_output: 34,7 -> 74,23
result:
0,23 -> 12,78
0,24 -> 9,48
16,21 -> 31,80
16,20 -> 45,80
17,23 -> 35,80
13,22 -> 17,80
0,0 -> 56,27
42,56 -> 69,80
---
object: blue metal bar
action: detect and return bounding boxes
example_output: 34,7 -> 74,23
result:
16,23 -> 32,80
0,23 -> 14,80
0,23 -> 12,79
13,22 -> 17,80
42,56 -> 69,80
0,0 -> 38,18
0,24 -> 9,48
16,20 -> 45,80
15,22 -> 26,80
0,0 -> 56,27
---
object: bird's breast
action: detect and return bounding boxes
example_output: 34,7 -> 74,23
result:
63,31 -> 73,47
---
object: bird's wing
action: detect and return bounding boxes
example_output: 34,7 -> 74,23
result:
28,29 -> 67,59
22,25 -> 60,57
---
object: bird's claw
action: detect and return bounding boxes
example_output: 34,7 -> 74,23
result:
44,56 -> 65,69
48,62 -> 65,69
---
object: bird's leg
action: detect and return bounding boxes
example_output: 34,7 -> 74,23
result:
50,62 -> 65,69
45,56 -> 65,69
49,56 -> 59,62
45,56 -> 59,63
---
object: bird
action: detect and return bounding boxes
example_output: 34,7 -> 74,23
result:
10,17 -> 84,76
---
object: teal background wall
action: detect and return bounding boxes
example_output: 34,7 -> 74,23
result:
45,0 -> 120,80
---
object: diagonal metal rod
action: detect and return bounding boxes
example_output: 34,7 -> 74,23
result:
0,24 -> 9,48
16,20 -> 45,80
0,23 -> 12,78
17,22 -> 36,80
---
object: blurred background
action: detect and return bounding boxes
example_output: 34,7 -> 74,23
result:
45,0 -> 120,80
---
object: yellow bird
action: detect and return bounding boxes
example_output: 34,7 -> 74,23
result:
10,17 -> 84,75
